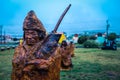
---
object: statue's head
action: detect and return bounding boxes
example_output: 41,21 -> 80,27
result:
23,10 -> 46,45
61,40 -> 67,47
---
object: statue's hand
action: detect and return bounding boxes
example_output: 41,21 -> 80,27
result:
25,59 -> 41,65
24,59 -> 49,70
23,65 -> 33,72
23,59 -> 41,72
37,59 -> 49,70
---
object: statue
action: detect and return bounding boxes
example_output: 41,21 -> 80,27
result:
11,10 -> 61,80
60,40 -> 73,70
69,41 -> 75,57
11,4 -> 71,80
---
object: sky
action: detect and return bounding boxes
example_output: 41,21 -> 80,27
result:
0,0 -> 120,37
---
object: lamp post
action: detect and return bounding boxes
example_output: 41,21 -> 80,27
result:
4,30 -> 6,44
106,20 -> 110,40
0,25 -> 3,44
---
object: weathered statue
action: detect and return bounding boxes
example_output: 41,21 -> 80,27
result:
69,41 -> 75,57
11,10 -> 61,80
60,40 -> 73,70
11,4 -> 71,80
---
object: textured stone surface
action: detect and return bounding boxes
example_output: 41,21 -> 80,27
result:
11,10 -> 61,80
60,41 -> 74,70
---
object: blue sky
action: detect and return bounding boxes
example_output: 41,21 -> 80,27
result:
0,0 -> 120,36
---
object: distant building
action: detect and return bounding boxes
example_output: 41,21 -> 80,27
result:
72,34 -> 78,43
96,37 -> 105,44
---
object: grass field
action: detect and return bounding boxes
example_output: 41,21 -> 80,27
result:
0,48 -> 120,80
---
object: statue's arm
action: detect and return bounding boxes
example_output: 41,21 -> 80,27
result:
11,46 -> 24,79
23,47 -> 61,70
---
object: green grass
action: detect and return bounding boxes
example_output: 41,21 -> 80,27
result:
61,48 -> 120,80
0,48 -> 120,80
0,49 -> 14,80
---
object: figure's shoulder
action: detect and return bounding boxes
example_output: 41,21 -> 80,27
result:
14,44 -> 26,56
14,44 -> 24,51
53,46 -> 61,54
